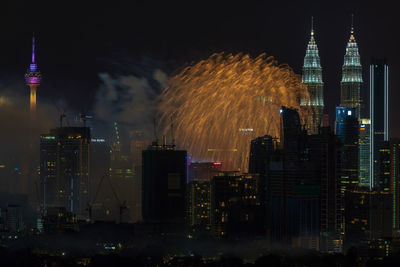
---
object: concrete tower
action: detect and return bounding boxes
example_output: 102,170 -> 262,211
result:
25,35 -> 42,122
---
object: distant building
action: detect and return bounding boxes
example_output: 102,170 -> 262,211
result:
0,205 -> 23,232
40,127 -> 91,220
42,207 -> 79,232
129,130 -> 149,222
344,190 -> 392,250
379,138 -> 400,235
210,172 -> 263,239
307,119 -> 343,253
370,59 -> 389,189
359,119 -> 371,188
187,180 -> 210,232
188,162 -> 222,183
142,141 -> 187,224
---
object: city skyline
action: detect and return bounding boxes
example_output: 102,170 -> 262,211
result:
2,1 -> 400,264
1,1 -> 400,137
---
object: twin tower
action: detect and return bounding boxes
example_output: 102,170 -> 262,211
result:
301,17 -> 363,134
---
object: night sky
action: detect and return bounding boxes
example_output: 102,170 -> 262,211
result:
1,0 -> 399,137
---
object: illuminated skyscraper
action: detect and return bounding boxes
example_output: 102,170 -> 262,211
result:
340,21 -> 363,118
370,58 -> 389,189
301,17 -> 324,134
24,35 -> 42,122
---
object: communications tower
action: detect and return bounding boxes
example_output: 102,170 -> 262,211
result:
25,35 -> 42,121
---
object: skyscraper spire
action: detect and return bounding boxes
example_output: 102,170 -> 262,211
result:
311,16 -> 314,36
340,15 -> 363,118
301,16 -> 324,135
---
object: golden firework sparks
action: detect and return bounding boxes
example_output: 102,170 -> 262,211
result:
158,53 -> 312,171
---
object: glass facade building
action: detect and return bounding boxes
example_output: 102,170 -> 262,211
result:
370,59 -> 389,189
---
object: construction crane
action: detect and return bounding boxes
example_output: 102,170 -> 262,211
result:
87,174 -> 127,224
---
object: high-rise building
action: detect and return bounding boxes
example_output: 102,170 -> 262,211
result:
187,180 -> 211,232
24,35 -> 41,122
142,141 -> 187,224
301,17 -> 324,135
359,119 -> 371,188
40,127 -> 91,220
370,58 -> 389,189
210,172 -> 264,239
335,107 -> 359,191
344,190 -> 392,250
308,122 -> 343,253
378,139 -> 400,235
340,23 -> 363,118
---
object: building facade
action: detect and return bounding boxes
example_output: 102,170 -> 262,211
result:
301,19 -> 324,135
142,142 -> 187,224
370,59 -> 389,189
340,26 -> 363,118
40,127 -> 91,220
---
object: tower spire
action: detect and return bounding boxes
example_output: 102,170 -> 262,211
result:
311,16 -> 314,36
32,34 -> 35,63
351,14 -> 354,34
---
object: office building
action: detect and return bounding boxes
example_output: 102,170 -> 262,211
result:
40,127 -> 91,220
359,119 -> 371,188
142,141 -> 187,224
210,172 -> 263,239
370,58 -> 389,189
335,107 -> 359,191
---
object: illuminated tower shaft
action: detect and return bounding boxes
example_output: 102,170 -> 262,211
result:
301,18 -> 324,134
25,36 -> 42,122
340,25 -> 362,118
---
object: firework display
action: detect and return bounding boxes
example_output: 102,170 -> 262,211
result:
158,53 -> 311,171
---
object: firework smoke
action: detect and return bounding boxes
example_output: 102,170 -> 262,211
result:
158,53 -> 310,171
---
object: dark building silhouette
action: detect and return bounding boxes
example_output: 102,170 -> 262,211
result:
370,59 -> 389,189
344,190 -> 392,251
142,142 -> 187,224
210,172 -> 263,239
263,107 -> 321,250
307,116 -> 343,253
40,127 -> 91,220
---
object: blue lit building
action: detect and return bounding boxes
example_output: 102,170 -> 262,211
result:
335,107 -> 359,191
301,18 -> 324,135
